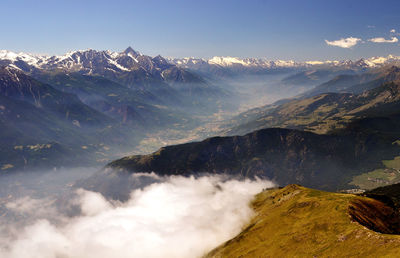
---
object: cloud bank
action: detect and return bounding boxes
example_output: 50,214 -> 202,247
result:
0,174 -> 274,258
325,37 -> 361,48
368,37 -> 398,43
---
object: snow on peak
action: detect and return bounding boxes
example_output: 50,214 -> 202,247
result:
167,55 -> 400,70
106,50 -> 120,59
0,50 -> 19,61
305,60 -> 325,65
1,48 -> 400,73
206,56 -> 306,68
272,60 -> 298,67
166,57 -> 207,66
209,56 -> 250,66
364,55 -> 400,67
0,50 -> 45,67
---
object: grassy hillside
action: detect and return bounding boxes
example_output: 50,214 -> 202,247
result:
350,155 -> 400,190
206,185 -> 400,257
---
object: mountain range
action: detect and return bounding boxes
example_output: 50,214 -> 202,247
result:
1,47 -> 233,114
3,47 -> 400,189
168,55 -> 400,75
0,47 -> 235,171
102,64 -> 400,192
222,65 -> 400,136
3,48 -> 399,80
4,50 -> 398,71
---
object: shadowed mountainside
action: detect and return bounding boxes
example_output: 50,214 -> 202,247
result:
362,183 -> 400,211
107,113 -> 400,190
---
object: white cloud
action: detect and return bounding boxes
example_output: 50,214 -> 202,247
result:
368,37 -> 398,43
0,174 -> 275,258
325,37 -> 361,48
390,29 -> 396,33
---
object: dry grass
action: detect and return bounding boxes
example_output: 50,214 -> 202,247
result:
206,185 -> 400,257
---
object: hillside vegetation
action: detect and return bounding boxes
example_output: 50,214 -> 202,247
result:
206,185 -> 400,257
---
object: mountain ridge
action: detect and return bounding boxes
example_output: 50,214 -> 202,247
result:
2,49 -> 400,74
168,54 -> 400,70
206,184 -> 400,257
105,116 -> 400,191
222,66 -> 400,136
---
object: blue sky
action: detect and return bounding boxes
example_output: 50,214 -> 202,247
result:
1,0 -> 399,61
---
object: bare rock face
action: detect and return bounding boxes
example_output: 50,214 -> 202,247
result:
349,198 -> 400,234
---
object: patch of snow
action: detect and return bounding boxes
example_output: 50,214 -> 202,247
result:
108,58 -> 130,71
7,64 -> 23,71
127,53 -> 139,63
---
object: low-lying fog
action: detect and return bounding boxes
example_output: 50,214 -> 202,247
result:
0,168 -> 274,258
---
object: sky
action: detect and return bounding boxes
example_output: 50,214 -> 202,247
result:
1,0 -> 400,61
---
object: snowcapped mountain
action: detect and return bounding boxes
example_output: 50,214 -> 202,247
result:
0,50 -> 47,67
0,47 -> 210,89
0,48 -> 232,124
2,47 -> 400,83
167,56 -> 301,69
208,56 -> 302,68
167,55 -> 400,70
0,47 -> 174,74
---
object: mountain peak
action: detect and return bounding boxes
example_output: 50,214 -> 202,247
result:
209,56 -> 250,66
383,65 -> 400,81
123,47 -> 140,57
153,54 -> 167,62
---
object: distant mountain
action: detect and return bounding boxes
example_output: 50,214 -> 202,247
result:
0,65 -> 203,172
167,57 -> 301,78
0,48 -> 232,116
168,55 -> 400,78
98,66 -> 400,193
2,49 -> 400,79
0,66 -> 126,171
300,65 -> 400,98
0,66 -> 111,127
223,66 -> 400,135
168,56 -> 299,69
0,47 -> 215,87
4,48 -> 400,173
32,72 -> 191,129
0,48 -> 237,171
281,68 -> 357,87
